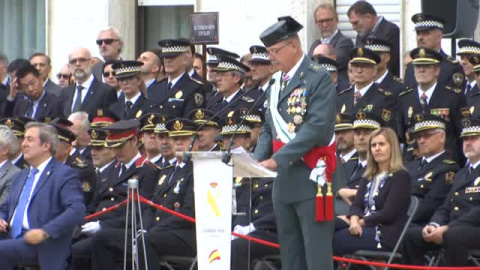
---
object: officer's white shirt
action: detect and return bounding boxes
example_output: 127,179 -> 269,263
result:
375,70 -> 389,85
168,72 -> 185,89
417,82 -> 437,104
354,82 -> 374,97
341,149 -> 357,163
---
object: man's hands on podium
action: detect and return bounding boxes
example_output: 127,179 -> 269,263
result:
259,158 -> 277,171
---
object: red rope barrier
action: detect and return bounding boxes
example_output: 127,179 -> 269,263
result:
84,195 -> 480,269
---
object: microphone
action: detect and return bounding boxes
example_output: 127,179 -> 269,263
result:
222,78 -> 275,165
182,81 -> 272,163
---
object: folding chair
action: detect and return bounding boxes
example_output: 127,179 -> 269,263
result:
343,196 -> 420,270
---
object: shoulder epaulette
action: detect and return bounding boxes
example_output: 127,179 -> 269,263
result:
393,76 -> 404,83
377,88 -> 393,96
241,96 -> 255,103
443,159 -> 457,165
445,85 -> 462,94
447,56 -> 459,64
72,157 -> 87,168
309,62 -> 322,71
190,77 -> 204,85
399,87 -> 414,97
350,157 -> 359,161
338,87 -> 352,95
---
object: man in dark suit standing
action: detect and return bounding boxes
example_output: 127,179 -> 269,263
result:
29,53 -> 62,97
0,122 -> 85,269
2,64 -> 63,120
255,16 -> 340,270
347,1 -> 400,77
309,3 -> 354,79
91,27 -> 123,80
61,47 -> 114,120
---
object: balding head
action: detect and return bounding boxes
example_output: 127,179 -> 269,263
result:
312,43 -> 336,60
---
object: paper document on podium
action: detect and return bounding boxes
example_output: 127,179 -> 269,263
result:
230,147 -> 277,178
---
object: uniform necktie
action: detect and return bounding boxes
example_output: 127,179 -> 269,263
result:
72,85 -> 84,112
120,164 -> 127,177
221,100 -> 228,108
466,84 -> 472,95
25,100 -> 34,118
11,168 -> 39,238
469,165 -> 474,175
168,166 -> 181,184
167,82 -> 172,91
125,101 -> 133,118
353,91 -> 362,107
420,92 -> 428,111
418,159 -> 428,170
162,159 -> 170,168
281,73 -> 290,91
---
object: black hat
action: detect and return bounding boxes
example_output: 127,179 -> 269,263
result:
335,113 -> 354,131
139,113 -> 169,134
38,116 -> 54,123
237,107 -> 263,125
219,110 -> 253,136
311,56 -> 337,72
188,108 -> 219,128
112,61 -> 143,79
249,46 -> 271,64
259,16 -> 303,47
410,47 -> 442,65
469,55 -> 480,73
206,47 -> 239,65
412,13 -> 445,31
461,118 -> 480,137
457,39 -> 480,56
158,39 -> 191,58
91,109 -> 119,128
166,118 -> 197,137
0,118 -> 26,137
353,111 -> 382,130
50,119 -> 76,144
212,56 -> 250,74
364,38 -> 391,53
411,113 -> 447,133
103,119 -> 140,148
349,48 -> 380,65
88,128 -> 109,147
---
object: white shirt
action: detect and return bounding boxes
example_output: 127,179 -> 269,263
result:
355,82 -> 374,97
1,75 -> 9,86
119,152 -> 141,177
320,29 -> 338,44
340,149 -> 357,163
359,159 -> 368,168
188,69 -> 195,78
28,91 -> 46,118
125,92 -> 141,106
98,160 -> 115,174
10,157 -> 53,229
168,72 -> 185,88
470,159 -> 480,170
145,78 -> 156,88
162,157 -> 177,166
375,70 -> 389,85
149,154 -> 163,164
285,54 -> 306,86
224,89 -> 241,103
260,80 -> 271,92
424,150 -> 445,163
465,80 -> 477,94
417,82 -> 437,105
11,154 -> 23,165
71,74 -> 94,111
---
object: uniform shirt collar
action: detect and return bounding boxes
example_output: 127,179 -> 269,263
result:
417,82 -> 437,104
1,75 -> 9,85
123,152 -> 141,170
77,74 -> 94,90
126,92 -> 141,105
375,70 -> 389,84
424,150 -> 445,163
285,54 -> 306,82
340,149 -> 357,163
470,159 -> 480,170
224,89 -> 241,102
359,159 -> 367,168
145,78 -> 156,88
149,153 -> 162,164
188,69 -> 195,78
355,81 -> 374,96
168,72 -> 185,88
99,160 -> 115,173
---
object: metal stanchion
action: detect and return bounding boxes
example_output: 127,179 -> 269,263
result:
123,179 -> 149,270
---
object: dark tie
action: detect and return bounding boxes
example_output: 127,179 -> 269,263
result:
11,168 -> 39,238
469,166 -> 474,175
95,168 -> 102,180
420,93 -> 428,111
125,101 -> 133,118
120,164 -> 127,177
25,100 -> 34,118
167,82 -> 172,91
353,91 -> 362,108
418,159 -> 428,170
162,159 -> 170,168
221,100 -> 228,109
168,166 -> 181,184
72,85 -> 84,112
466,84 -> 472,95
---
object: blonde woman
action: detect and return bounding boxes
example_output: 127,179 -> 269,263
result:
333,127 -> 411,255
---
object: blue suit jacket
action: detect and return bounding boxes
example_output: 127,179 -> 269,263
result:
0,159 -> 85,269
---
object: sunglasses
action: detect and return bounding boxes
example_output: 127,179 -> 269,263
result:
57,73 -> 71,80
103,71 -> 116,77
96,39 -> 119,46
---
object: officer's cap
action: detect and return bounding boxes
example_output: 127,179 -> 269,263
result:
91,109 -> 119,128
212,56 -> 250,74
411,13 -> 445,31
461,118 -> 480,137
410,47 -> 442,65
353,111 -> 382,130
50,118 -> 76,144
166,118 -> 197,137
112,61 -> 143,80
364,38 -> 391,53
206,47 -> 239,66
469,55 -> 480,73
249,46 -> 271,65
103,119 -> 140,148
0,118 -> 26,137
188,108 -> 219,128
335,113 -> 354,131
457,39 -> 480,56
238,107 -> 263,126
349,48 -> 380,65
88,128 -> 109,147
158,39 -> 191,58
412,113 -> 447,134
311,56 -> 338,72
219,110 -> 253,136
260,16 -> 303,47
139,113 -> 169,134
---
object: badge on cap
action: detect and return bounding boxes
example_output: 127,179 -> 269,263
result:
419,48 -> 426,58
148,114 -> 155,124
356,111 -> 365,120
336,114 -> 341,124
195,109 -> 204,119
358,48 -> 364,57
173,120 -> 183,131
5,119 -> 12,128
91,130 -> 98,139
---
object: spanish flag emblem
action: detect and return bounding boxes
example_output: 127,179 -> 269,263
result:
208,249 -> 221,264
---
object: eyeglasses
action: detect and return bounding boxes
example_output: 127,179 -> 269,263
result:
69,57 -> 90,65
416,131 -> 442,140
267,42 -> 292,55
103,71 -> 116,77
316,18 -> 335,25
96,39 -> 119,46
57,73 -> 71,80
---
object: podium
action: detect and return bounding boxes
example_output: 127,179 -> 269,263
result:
188,150 -> 277,270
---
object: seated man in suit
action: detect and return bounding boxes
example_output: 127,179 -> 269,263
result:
90,118 -> 197,270
401,118 -> 480,266
61,47 -> 115,119
0,125 -> 20,204
3,64 -> 63,120
0,122 -> 85,269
